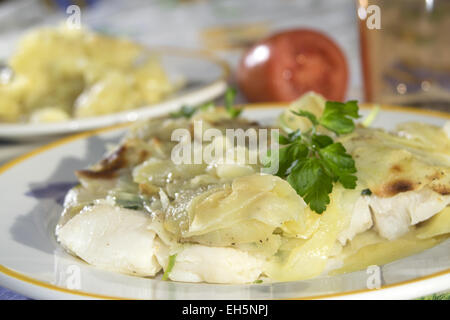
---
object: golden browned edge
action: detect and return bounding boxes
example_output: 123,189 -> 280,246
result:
0,103 -> 449,300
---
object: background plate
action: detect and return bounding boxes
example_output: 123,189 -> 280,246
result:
0,105 -> 449,299
0,47 -> 228,140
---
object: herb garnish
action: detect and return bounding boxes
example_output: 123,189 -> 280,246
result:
169,102 -> 213,119
224,87 -> 243,118
266,101 -> 360,214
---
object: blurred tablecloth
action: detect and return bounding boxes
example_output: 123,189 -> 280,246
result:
0,287 -> 28,300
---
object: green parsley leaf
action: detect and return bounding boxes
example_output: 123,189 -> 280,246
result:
319,100 -> 360,135
278,134 -> 291,145
311,134 -> 334,149
318,142 -> 357,189
287,158 -> 333,214
291,110 -> 319,126
276,142 -> 308,177
162,254 -> 177,281
169,105 -> 198,119
280,129 -> 302,145
266,99 -> 360,214
170,87 -> 242,120
225,87 -> 243,118
113,192 -> 145,210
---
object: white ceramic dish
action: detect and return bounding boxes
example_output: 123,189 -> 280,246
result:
0,47 -> 229,141
0,105 -> 449,300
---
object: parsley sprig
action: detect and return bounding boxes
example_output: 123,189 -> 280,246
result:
224,87 -> 243,118
169,102 -> 214,119
267,101 -> 360,214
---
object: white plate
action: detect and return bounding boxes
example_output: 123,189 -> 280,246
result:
0,105 -> 449,300
0,47 -> 229,141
